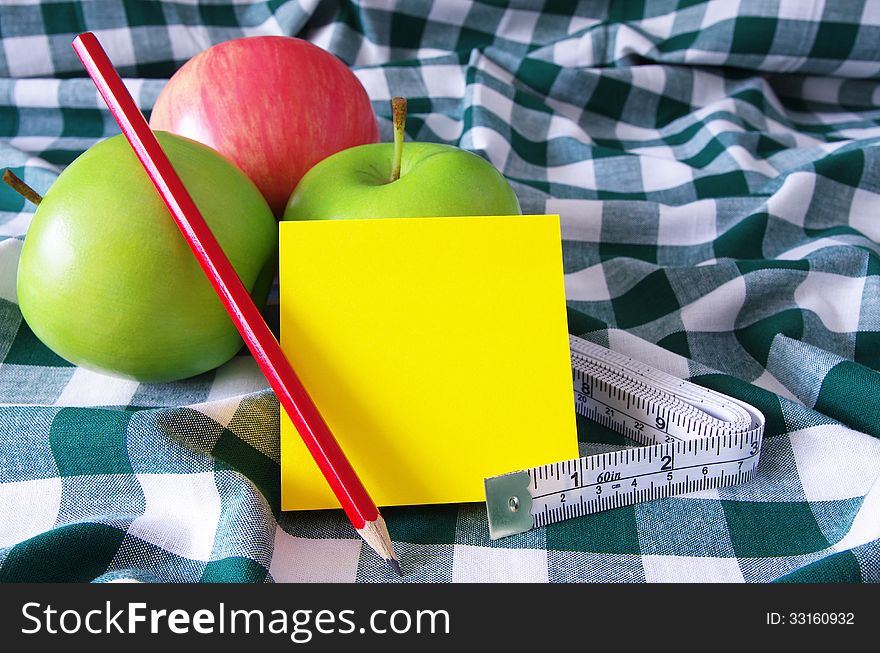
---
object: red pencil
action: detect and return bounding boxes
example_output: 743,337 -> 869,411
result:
71,32 -> 401,576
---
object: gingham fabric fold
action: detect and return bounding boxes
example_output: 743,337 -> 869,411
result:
1,0 -> 879,582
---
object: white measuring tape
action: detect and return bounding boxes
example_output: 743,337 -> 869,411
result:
484,335 -> 765,539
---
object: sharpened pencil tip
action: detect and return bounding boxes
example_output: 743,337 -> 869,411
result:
358,514 -> 402,575
387,557 -> 403,576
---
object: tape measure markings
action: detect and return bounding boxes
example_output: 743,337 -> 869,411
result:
530,452 -> 756,500
484,335 -> 765,540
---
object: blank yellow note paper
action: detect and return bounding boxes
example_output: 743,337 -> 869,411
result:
279,214 -> 577,510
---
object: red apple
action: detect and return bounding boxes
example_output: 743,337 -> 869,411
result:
149,36 -> 378,215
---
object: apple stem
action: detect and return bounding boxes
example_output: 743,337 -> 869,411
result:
390,96 -> 407,183
2,169 -> 42,206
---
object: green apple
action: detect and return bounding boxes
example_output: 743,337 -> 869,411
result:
16,132 -> 277,383
283,97 -> 521,220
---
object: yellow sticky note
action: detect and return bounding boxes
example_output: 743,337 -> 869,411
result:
279,214 -> 577,510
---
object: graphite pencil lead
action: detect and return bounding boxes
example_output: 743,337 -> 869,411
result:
387,557 -> 403,577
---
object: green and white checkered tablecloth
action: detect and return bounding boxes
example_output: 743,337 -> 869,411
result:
1,0 -> 879,583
